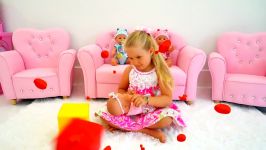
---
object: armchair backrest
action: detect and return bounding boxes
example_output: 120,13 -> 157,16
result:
217,32 -> 266,75
12,28 -> 70,69
95,29 -> 186,65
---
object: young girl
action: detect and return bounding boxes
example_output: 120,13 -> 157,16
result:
95,30 -> 186,143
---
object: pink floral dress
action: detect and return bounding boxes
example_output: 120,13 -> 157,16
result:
95,66 -> 186,131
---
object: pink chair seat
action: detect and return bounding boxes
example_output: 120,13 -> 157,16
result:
170,66 -> 186,85
96,64 -> 128,84
224,74 -> 266,105
12,68 -> 59,98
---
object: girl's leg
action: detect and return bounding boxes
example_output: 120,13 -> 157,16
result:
138,117 -> 173,143
138,128 -> 166,143
147,117 -> 173,129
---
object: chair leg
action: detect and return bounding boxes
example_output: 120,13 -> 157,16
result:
10,99 -> 17,105
185,101 -> 193,105
62,96 -> 68,100
213,100 -> 220,104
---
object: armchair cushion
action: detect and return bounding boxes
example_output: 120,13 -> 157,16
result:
96,64 -> 128,84
12,68 -> 59,98
224,74 -> 266,105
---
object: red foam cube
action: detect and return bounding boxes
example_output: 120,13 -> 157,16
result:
56,118 -> 104,150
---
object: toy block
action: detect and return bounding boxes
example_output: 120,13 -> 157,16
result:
56,118 -> 104,150
58,103 -> 89,131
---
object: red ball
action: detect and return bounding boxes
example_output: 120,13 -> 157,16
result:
104,145 -> 111,150
113,70 -> 116,74
101,50 -> 109,58
140,144 -> 145,150
159,40 -> 171,53
177,134 -> 186,142
86,96 -> 90,100
34,78 -> 47,90
214,103 -> 231,114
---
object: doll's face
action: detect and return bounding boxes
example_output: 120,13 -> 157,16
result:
156,35 -> 169,45
115,34 -> 127,44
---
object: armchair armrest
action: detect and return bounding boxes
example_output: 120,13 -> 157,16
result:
58,49 -> 77,96
208,52 -> 227,100
0,50 -> 25,99
177,46 -> 206,100
78,44 -> 104,98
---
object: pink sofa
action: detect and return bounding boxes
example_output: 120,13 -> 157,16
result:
0,28 -> 76,104
208,32 -> 266,107
78,29 -> 206,101
0,22 -> 13,94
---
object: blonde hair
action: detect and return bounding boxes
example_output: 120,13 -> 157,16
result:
124,30 -> 174,90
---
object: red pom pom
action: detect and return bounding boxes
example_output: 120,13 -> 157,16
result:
34,78 -> 47,90
179,94 -> 187,101
104,145 -> 111,150
86,96 -> 90,100
159,40 -> 171,53
140,144 -> 145,150
113,70 -> 116,74
177,134 -> 186,142
214,103 -> 231,114
101,50 -> 109,58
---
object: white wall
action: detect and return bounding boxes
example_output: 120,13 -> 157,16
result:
1,0 -> 266,88
1,0 -> 266,52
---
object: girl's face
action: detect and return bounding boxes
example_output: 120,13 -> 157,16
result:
126,46 -> 154,72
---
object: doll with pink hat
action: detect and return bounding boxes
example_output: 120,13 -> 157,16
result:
111,28 -> 129,66
153,29 -> 175,67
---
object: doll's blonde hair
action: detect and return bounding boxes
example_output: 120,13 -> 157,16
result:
124,30 -> 174,90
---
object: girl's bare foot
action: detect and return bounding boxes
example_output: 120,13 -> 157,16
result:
106,125 -> 117,132
138,128 -> 166,143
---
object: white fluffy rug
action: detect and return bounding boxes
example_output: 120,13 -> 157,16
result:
0,98 -> 265,150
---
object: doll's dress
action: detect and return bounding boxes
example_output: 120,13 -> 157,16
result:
115,44 -> 128,65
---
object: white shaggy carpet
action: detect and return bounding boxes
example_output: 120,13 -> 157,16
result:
0,98 -> 266,150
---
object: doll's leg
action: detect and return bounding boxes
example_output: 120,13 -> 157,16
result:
111,58 -> 118,66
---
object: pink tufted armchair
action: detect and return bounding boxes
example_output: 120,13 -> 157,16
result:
0,28 -> 76,104
78,29 -> 206,102
208,32 -> 266,107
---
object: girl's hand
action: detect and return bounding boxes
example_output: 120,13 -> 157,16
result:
131,94 -> 146,107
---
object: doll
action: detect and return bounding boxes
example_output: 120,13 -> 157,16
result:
107,92 -> 155,116
111,28 -> 128,66
153,29 -> 175,67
